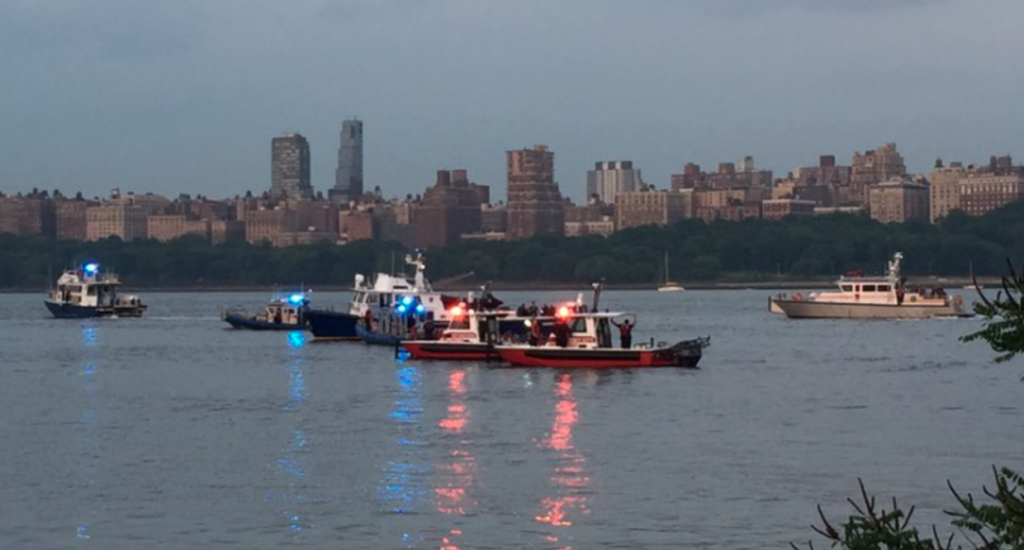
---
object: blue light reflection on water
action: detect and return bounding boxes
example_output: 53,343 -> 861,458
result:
76,321 -> 99,542
379,364 -> 430,546
269,330 -> 310,535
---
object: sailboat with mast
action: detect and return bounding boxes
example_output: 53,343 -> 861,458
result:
657,252 -> 685,292
964,261 -> 984,290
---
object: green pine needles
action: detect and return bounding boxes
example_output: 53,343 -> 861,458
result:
795,469 -> 1024,550
961,260 -> 1024,364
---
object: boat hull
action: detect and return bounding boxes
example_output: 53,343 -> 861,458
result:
44,300 -> 146,319
770,298 -> 971,319
496,340 -> 704,369
401,341 -> 497,361
223,312 -> 305,331
355,323 -> 403,347
305,309 -> 360,341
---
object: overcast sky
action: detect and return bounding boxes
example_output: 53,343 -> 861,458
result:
2,0 -> 1022,202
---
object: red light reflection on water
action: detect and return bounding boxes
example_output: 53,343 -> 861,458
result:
535,373 -> 590,546
439,528 -> 463,550
435,370 -> 476,523
438,370 -> 468,433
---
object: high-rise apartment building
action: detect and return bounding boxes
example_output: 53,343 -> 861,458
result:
330,119 -> 364,205
147,215 -> 211,242
413,169 -> 487,248
506,145 -> 564,240
929,160 -> 966,222
0,192 -> 56,237
851,143 -> 906,207
868,178 -> 929,224
55,197 -> 90,241
270,133 -> 313,200
86,200 -> 148,241
614,188 -> 687,230
959,171 -> 1024,217
586,161 -> 642,204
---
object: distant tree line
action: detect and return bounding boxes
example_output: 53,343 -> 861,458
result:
1,203 -> 1024,289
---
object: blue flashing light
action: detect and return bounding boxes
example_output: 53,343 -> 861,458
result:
83,263 -> 99,275
401,295 -> 414,306
288,293 -> 306,306
396,304 -> 408,314
415,304 -> 425,314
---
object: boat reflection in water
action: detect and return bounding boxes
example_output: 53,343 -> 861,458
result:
267,331 -> 311,535
434,369 -> 477,550
535,373 -> 591,549
75,323 -> 100,542
378,363 -> 431,547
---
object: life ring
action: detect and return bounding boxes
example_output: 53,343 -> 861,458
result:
793,293 -> 803,302
953,295 -> 964,308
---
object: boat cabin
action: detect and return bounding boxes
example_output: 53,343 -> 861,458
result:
49,264 -> 128,309
533,311 -> 626,349
439,309 -> 533,344
259,294 -> 308,325
347,256 -> 452,324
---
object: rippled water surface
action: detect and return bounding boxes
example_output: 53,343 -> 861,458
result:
0,290 -> 1020,549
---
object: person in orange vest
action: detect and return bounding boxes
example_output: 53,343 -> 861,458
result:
611,317 -> 633,349
364,309 -> 374,331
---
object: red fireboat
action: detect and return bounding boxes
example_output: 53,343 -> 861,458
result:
494,307 -> 708,369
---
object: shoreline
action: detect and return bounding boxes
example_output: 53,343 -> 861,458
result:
0,276 -> 998,294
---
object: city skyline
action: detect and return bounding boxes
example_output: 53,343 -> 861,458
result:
2,0 -> 1023,201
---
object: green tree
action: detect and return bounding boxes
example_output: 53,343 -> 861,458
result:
961,260 -> 1024,364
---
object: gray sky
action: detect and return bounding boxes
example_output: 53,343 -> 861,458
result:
2,0 -> 1022,203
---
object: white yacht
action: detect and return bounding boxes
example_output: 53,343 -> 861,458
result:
769,252 -> 972,319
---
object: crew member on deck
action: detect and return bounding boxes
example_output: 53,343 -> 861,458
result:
528,317 -> 542,346
611,317 -> 633,349
553,321 -> 570,348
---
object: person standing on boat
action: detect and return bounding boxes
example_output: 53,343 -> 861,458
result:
896,286 -> 905,305
552,320 -> 571,348
611,317 -> 633,349
528,317 -> 542,346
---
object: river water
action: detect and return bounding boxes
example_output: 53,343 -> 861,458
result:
0,290 -> 1020,549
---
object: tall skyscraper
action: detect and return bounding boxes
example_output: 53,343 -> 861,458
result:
506,144 -> 564,240
586,161 -> 642,204
270,133 -> 313,200
330,118 -> 364,205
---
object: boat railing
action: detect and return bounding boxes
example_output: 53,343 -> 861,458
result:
670,336 -> 711,353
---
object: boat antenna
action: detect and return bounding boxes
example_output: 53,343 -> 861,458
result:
592,280 -> 604,311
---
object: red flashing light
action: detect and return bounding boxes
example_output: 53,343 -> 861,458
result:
557,306 -> 570,318
451,305 -> 464,318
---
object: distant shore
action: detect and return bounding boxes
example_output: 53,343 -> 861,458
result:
0,276 -> 999,294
